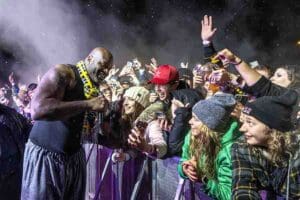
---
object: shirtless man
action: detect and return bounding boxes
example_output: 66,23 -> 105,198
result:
21,47 -> 113,200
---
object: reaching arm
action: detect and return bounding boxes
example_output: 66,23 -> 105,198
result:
201,15 -> 226,68
215,48 -> 261,86
31,64 -> 105,120
168,107 -> 191,155
147,120 -> 167,158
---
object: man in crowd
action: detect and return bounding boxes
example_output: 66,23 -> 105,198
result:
21,47 -> 113,200
149,64 -> 180,104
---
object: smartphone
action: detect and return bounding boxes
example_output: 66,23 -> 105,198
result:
155,111 -> 166,120
135,120 -> 148,132
234,94 -> 249,105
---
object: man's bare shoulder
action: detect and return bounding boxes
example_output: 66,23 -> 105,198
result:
45,64 -> 76,87
53,64 -> 74,77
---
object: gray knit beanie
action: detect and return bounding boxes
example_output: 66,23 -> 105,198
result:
192,93 -> 236,131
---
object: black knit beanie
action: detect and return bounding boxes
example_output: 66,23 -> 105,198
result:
242,90 -> 298,132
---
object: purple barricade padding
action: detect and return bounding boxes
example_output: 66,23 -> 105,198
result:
85,146 -> 281,200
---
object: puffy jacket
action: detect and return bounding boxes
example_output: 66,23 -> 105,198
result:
166,89 -> 204,157
178,120 -> 241,200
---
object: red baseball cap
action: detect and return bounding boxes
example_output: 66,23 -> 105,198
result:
149,64 -> 179,85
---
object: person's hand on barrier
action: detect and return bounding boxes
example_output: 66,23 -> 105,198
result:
112,151 -> 126,162
182,160 -> 198,182
128,132 -> 138,146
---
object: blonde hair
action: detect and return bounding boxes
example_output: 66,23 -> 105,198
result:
190,124 -> 220,180
251,129 -> 299,166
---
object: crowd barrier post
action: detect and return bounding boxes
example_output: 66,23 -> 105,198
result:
130,157 -> 149,200
93,151 -> 113,200
112,150 -> 123,200
86,144 -> 96,165
151,159 -> 158,200
174,177 -> 186,200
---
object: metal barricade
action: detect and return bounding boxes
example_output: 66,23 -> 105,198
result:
85,146 -> 213,200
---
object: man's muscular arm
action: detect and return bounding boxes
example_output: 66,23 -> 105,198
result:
31,64 -> 104,120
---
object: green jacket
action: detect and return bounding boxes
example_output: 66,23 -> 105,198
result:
178,120 -> 241,200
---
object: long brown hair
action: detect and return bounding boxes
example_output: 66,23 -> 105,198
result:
121,101 -> 145,132
190,124 -> 221,180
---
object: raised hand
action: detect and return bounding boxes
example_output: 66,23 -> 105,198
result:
180,62 -> 189,68
111,84 -> 124,102
151,57 -> 158,67
201,15 -> 217,42
109,66 -> 119,77
145,57 -> 158,75
37,74 -> 41,84
8,72 -> 15,85
172,99 -> 190,110
119,62 -> 134,77
112,151 -> 127,162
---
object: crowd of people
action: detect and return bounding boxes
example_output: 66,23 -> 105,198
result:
0,15 -> 300,200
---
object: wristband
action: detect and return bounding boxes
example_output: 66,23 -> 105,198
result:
202,40 -> 211,45
234,59 -> 243,65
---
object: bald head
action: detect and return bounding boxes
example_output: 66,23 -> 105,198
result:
85,47 -> 113,85
88,47 -> 112,63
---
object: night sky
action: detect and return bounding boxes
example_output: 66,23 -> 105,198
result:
0,0 -> 299,84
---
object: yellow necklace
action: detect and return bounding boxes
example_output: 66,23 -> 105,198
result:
76,60 -> 99,99
76,61 -> 99,137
